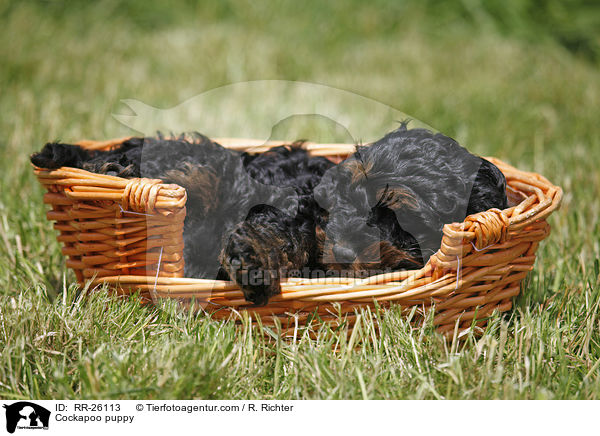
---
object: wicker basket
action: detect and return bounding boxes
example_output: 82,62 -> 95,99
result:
33,136 -> 562,336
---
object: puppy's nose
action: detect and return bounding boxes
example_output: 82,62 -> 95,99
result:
333,245 -> 356,263
248,292 -> 269,307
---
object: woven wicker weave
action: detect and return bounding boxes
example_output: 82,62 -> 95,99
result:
33,137 -> 562,336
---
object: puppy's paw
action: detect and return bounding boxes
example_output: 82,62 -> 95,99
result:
91,161 -> 137,177
30,143 -> 86,169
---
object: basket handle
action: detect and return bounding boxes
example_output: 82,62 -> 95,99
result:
462,208 -> 509,250
429,208 -> 509,272
122,178 -> 165,213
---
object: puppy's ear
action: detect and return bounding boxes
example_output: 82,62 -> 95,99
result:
374,184 -> 419,211
164,162 -> 219,213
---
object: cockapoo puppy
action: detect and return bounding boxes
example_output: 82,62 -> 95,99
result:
31,126 -> 508,305
313,124 -> 508,274
31,134 -> 334,305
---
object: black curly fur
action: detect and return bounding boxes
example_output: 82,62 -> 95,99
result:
313,124 -> 508,272
31,126 -> 508,305
30,140 -> 143,177
219,145 -> 334,304
31,135 -> 334,305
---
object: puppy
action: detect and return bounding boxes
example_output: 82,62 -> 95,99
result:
32,127 -> 508,305
313,125 -> 508,274
31,135 -> 334,305
219,145 -> 334,304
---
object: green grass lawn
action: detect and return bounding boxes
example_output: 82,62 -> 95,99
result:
1,0 -> 600,399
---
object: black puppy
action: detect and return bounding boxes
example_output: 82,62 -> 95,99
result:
219,145 -> 334,304
31,127 -> 508,305
31,134 -> 334,305
313,125 -> 508,274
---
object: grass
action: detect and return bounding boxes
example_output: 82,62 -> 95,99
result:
1,0 -> 599,399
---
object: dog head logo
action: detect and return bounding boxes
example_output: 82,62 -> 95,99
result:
2,402 -> 50,433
